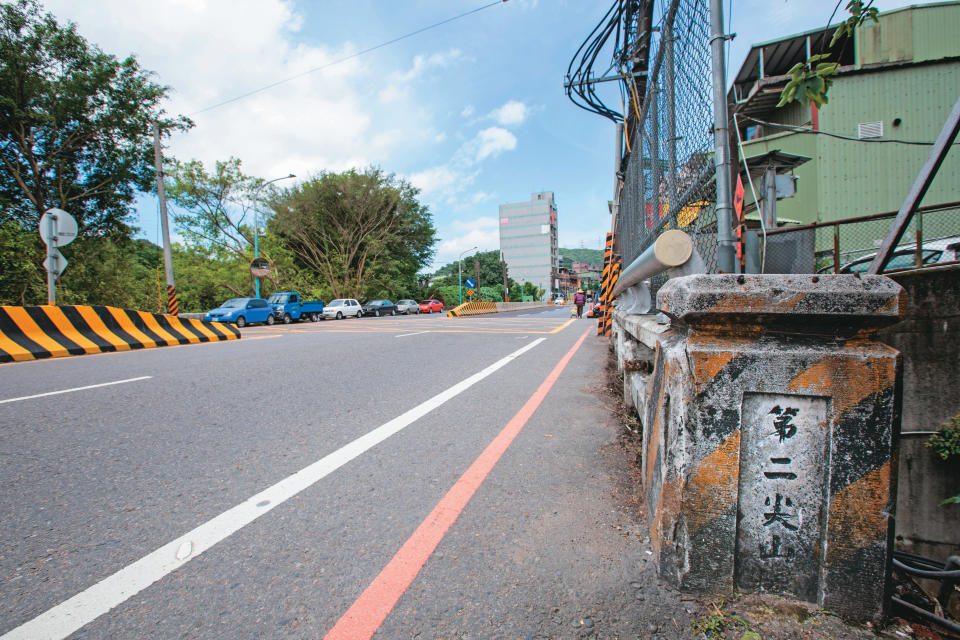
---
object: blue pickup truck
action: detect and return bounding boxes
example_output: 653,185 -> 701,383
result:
267,292 -> 324,323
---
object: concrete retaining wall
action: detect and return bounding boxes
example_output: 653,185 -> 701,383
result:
0,305 -> 239,363
880,267 -> 960,560
611,274 -> 905,623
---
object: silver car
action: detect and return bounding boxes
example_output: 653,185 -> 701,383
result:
322,298 -> 363,319
396,299 -> 420,315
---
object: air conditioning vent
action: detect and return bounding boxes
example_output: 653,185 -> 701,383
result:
858,121 -> 883,139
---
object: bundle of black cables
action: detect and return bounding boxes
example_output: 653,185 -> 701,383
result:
565,0 -> 635,123
891,550 -> 960,635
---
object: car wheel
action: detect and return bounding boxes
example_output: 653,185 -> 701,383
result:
336,311 -> 343,320
266,315 -> 275,325
283,313 -> 292,324
356,310 -> 363,318
390,310 -> 396,316
374,310 -> 380,317
236,316 -> 246,328
310,313 -> 319,322
427,308 -> 431,314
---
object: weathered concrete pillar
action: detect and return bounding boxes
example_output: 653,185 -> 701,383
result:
642,274 -> 905,623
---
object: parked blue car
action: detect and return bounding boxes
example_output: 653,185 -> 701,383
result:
204,298 -> 275,327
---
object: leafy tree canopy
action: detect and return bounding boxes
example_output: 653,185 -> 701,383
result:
0,0 -> 191,234
431,249 -> 512,289
559,247 -> 603,267
271,167 -> 436,301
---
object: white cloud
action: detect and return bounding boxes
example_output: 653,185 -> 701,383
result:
452,216 -> 498,232
470,127 -> 517,162
461,105 -> 475,118
489,100 -> 529,126
435,229 -> 500,265
40,0 -> 438,180
410,126 -> 517,205
398,49 -> 464,82
470,191 -> 493,205
410,166 -> 460,196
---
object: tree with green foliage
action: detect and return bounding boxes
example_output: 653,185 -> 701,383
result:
271,167 -> 436,301
432,249 -> 513,291
0,221 -> 45,304
0,0 -> 191,234
777,1 -> 880,108
163,157 -> 296,297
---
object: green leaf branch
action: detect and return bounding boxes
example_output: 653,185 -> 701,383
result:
776,1 -> 880,108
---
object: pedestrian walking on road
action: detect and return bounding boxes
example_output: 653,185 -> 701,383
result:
574,289 -> 586,318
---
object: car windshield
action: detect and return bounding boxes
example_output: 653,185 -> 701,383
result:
267,294 -> 289,304
328,299 -> 344,307
221,299 -> 245,308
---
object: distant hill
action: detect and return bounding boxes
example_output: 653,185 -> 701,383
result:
559,247 -> 603,267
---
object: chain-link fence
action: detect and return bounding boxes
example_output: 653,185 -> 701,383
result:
616,0 -> 719,298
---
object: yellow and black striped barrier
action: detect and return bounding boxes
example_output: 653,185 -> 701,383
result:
599,257 -> 621,337
167,285 -> 179,316
0,305 -> 239,363
597,232 -> 615,336
447,301 -> 498,317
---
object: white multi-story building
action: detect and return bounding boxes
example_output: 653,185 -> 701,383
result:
498,192 -> 559,297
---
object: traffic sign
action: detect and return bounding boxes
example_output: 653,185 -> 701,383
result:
39,208 -> 78,247
465,278 -> 476,289
467,288 -> 475,297
42,249 -> 67,275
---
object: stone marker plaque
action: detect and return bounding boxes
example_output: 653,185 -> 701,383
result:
736,392 -> 830,600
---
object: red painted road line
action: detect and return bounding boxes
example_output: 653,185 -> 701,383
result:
324,328 -> 592,640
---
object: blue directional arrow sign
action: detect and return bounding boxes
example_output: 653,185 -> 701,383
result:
465,278 -> 476,289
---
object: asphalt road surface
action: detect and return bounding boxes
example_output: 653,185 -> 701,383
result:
1,307 -> 663,639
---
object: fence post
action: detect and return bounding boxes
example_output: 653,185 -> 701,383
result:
709,0 -> 735,272
833,224 -> 840,273
664,21 -> 679,214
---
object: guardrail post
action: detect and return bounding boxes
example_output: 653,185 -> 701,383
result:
641,273 -> 905,623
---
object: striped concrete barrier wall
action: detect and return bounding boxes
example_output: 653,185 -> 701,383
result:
494,301 -> 548,313
447,301 -> 498,317
0,305 -> 240,363
615,274 -> 906,623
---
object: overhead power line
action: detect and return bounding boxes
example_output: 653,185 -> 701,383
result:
191,0 -> 508,116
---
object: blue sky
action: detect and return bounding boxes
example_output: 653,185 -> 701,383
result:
42,0 -> 912,269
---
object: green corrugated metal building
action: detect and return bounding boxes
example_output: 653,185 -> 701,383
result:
729,1 -> 960,254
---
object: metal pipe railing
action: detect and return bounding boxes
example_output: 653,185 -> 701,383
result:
611,229 -> 694,299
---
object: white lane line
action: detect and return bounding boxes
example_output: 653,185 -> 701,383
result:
1,338 -> 546,640
0,377 -> 153,405
395,331 -> 430,338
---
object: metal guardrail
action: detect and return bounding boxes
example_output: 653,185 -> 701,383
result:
762,200 -> 960,274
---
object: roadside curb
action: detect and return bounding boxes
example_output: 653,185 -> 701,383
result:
0,305 -> 240,363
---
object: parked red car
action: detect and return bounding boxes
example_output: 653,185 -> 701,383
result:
419,299 -> 443,314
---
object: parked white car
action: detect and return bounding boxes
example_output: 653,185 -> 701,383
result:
825,236 -> 960,274
322,298 -> 363,319
396,299 -> 420,314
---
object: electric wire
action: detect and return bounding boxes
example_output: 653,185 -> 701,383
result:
740,114 -> 956,146
191,0 -> 506,116
733,112 -> 766,273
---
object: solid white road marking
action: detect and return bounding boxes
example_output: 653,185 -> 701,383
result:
395,331 -> 430,338
1,338 -> 547,640
0,376 -> 153,405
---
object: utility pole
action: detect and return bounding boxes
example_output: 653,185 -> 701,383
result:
710,0 -> 735,272
475,257 -> 481,292
153,122 -> 178,315
501,252 -> 509,301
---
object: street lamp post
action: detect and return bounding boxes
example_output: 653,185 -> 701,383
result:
458,246 -> 478,305
252,173 -> 295,297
